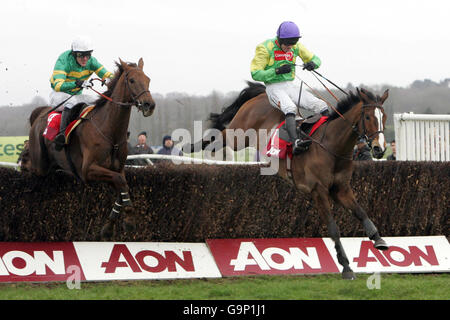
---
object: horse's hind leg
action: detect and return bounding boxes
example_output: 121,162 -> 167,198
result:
330,184 -> 389,250
311,185 -> 355,280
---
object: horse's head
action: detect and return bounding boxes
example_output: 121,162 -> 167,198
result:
119,58 -> 156,117
356,88 -> 389,159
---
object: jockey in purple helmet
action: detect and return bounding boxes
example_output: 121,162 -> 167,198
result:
251,21 -> 329,154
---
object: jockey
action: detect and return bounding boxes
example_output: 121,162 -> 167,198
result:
49,35 -> 114,151
250,21 -> 329,154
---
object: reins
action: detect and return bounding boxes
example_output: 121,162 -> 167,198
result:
88,72 -> 150,108
295,64 -> 384,158
77,69 -> 150,158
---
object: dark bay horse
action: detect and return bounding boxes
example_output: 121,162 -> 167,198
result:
202,82 -> 389,279
28,58 -> 155,238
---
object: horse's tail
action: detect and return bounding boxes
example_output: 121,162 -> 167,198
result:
208,81 -> 266,131
183,81 -> 265,154
29,106 -> 49,126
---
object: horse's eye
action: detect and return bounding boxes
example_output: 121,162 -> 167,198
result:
129,78 -> 135,84
365,115 -> 370,120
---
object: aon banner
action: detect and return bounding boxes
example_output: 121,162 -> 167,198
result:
0,237 -> 448,283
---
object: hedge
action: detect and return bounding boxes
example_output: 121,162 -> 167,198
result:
0,161 -> 448,242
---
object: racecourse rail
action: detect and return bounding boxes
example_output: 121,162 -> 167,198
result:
1,154 -> 268,169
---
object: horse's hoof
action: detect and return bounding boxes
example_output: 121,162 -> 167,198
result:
123,216 -> 136,232
342,271 -> 356,280
374,239 -> 389,251
101,222 -> 114,239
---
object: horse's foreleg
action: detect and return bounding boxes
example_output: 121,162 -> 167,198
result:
331,185 -> 389,251
311,186 -> 355,280
84,163 -> 135,237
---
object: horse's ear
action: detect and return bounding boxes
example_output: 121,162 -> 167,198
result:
380,89 -> 389,104
119,58 -> 129,71
138,58 -> 144,70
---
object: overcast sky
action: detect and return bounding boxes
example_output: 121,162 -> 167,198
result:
0,0 -> 449,106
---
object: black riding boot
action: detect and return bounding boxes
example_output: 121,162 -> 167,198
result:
54,108 -> 70,151
285,113 -> 311,155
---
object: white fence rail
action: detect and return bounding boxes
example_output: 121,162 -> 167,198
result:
1,155 -> 268,170
0,161 -> 19,168
126,154 -> 268,166
394,113 -> 450,161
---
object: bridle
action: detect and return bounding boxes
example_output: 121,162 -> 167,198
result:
83,67 -> 153,161
294,69 -> 385,159
306,102 -> 385,161
89,68 -> 151,113
354,103 -> 385,149
122,70 -> 151,110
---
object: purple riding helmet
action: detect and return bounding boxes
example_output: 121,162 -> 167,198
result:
276,21 -> 301,45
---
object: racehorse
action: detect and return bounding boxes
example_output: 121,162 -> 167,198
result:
28,58 -> 155,238
201,82 -> 389,279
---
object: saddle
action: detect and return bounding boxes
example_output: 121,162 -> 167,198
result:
266,114 -> 329,159
43,103 -> 95,142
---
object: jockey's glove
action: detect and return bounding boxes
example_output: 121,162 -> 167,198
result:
275,64 -> 292,75
75,80 -> 94,89
75,79 -> 84,88
303,61 -> 316,71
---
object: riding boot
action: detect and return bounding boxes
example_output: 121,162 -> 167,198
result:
54,108 -> 71,151
285,113 -> 311,155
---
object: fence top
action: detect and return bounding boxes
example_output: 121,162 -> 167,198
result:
394,113 -> 450,121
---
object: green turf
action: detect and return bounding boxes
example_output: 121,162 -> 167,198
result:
0,274 -> 448,300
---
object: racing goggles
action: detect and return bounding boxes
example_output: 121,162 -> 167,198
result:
74,51 -> 92,59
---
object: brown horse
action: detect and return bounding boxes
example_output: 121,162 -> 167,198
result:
200,82 -> 389,279
28,58 -> 155,238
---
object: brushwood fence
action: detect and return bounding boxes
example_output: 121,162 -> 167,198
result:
0,161 -> 448,242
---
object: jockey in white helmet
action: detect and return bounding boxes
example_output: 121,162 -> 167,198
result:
49,35 -> 113,151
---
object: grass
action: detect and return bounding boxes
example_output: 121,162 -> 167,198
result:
0,274 -> 448,300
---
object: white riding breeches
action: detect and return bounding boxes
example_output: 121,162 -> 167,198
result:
49,91 -> 97,111
265,81 -> 328,116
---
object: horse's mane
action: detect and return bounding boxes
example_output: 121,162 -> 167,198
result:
95,61 -> 137,108
327,89 -> 378,121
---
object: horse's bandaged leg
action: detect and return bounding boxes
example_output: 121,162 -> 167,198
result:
109,201 -> 122,220
363,218 -> 379,240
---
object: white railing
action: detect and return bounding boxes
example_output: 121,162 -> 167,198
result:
0,161 -> 19,168
0,155 -> 268,170
126,154 -> 268,166
394,113 -> 450,161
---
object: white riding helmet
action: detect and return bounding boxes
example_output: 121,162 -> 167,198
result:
71,35 -> 93,52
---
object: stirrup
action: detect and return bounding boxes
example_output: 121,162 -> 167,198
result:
293,138 -> 312,154
54,134 -> 66,151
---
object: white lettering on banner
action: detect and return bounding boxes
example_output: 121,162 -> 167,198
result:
229,242 -> 321,271
100,244 -> 195,273
353,241 -> 439,268
0,250 -> 65,276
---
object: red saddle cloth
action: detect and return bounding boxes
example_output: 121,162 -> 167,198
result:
265,116 -> 329,159
42,106 -> 95,141
42,112 -> 62,141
